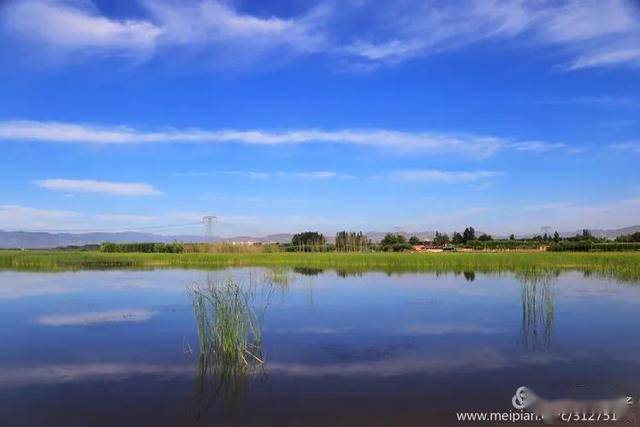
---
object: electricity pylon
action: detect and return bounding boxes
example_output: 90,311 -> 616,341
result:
202,215 -> 217,241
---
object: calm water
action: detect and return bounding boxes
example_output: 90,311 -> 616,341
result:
1,268 -> 639,426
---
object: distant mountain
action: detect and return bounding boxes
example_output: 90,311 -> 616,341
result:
587,225 -> 640,238
514,225 -> 640,240
1,226 -> 638,248
0,230 -> 292,249
363,231 -> 437,243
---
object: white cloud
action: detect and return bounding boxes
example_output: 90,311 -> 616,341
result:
538,0 -> 636,43
0,120 -> 544,158
510,141 -> 567,153
2,0 -> 639,71
0,204 -> 160,232
186,169 -> 504,183
343,39 -> 425,63
610,142 -> 640,154
0,204 -> 80,231
34,179 -> 161,196
290,171 -> 352,179
0,204 -> 354,236
174,170 -> 351,180
523,202 -> 575,211
1,0 -> 160,58
531,197 -> 640,230
390,170 -> 504,183
540,96 -> 640,109
340,0 -> 640,71
146,0 -> 327,54
567,47 -> 640,70
37,309 -> 155,326
0,0 -> 326,64
501,198 -> 640,232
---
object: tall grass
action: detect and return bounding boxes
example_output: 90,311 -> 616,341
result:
188,273 -> 275,412
1,251 -> 640,283
518,271 -> 557,350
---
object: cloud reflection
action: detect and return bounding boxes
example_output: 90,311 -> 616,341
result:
36,309 -> 155,326
0,363 -> 191,388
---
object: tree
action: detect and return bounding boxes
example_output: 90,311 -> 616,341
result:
478,233 -> 492,241
380,233 -> 411,252
335,231 -> 369,252
291,232 -> 326,251
408,236 -> 421,245
381,233 -> 405,246
616,231 -> 640,242
553,231 -> 561,243
433,231 -> 450,245
462,227 -> 476,243
509,234 -> 515,240
452,232 -> 464,245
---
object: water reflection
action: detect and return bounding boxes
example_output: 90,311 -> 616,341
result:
188,273 -> 277,414
292,267 -> 324,276
517,271 -> 558,351
336,269 -> 363,278
3,267 -> 640,427
463,271 -> 476,282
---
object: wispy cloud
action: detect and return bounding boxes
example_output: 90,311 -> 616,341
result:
34,179 -> 161,196
539,96 -> 640,109
339,0 -> 640,71
390,170 -> 504,183
146,0 -> 328,55
610,142 -> 640,154
2,0 -> 639,71
510,141 -> 567,153
0,0 -> 327,65
567,47 -> 640,71
289,171 -> 352,179
0,204 -> 159,232
0,119 -> 569,158
523,202 -> 576,211
180,169 -> 502,183
174,170 -> 352,180
519,197 -> 640,230
1,0 -> 160,58
36,309 -> 155,326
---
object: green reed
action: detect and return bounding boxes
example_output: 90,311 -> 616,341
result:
2,251 -> 640,283
188,273 -> 276,413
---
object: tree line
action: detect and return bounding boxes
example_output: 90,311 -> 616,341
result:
96,228 -> 640,254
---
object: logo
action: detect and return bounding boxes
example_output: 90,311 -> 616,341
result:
512,386 -> 530,410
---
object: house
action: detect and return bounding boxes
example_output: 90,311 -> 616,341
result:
411,243 -> 445,253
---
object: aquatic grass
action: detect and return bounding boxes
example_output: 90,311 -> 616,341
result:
519,271 -> 556,350
188,274 -> 275,412
2,251 -> 640,283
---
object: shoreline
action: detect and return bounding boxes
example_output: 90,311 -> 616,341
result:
1,251 -> 639,281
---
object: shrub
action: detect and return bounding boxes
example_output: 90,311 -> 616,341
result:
99,241 -> 184,253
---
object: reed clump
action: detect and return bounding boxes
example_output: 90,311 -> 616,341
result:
188,274 -> 275,411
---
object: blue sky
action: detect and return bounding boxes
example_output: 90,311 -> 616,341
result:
0,0 -> 639,236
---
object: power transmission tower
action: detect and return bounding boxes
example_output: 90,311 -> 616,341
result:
202,215 -> 217,241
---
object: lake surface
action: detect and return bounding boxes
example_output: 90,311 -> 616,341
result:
1,268 -> 639,426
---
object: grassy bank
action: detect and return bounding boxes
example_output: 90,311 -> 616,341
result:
1,250 -> 640,282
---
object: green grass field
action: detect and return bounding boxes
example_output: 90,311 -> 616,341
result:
1,250 -> 640,282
